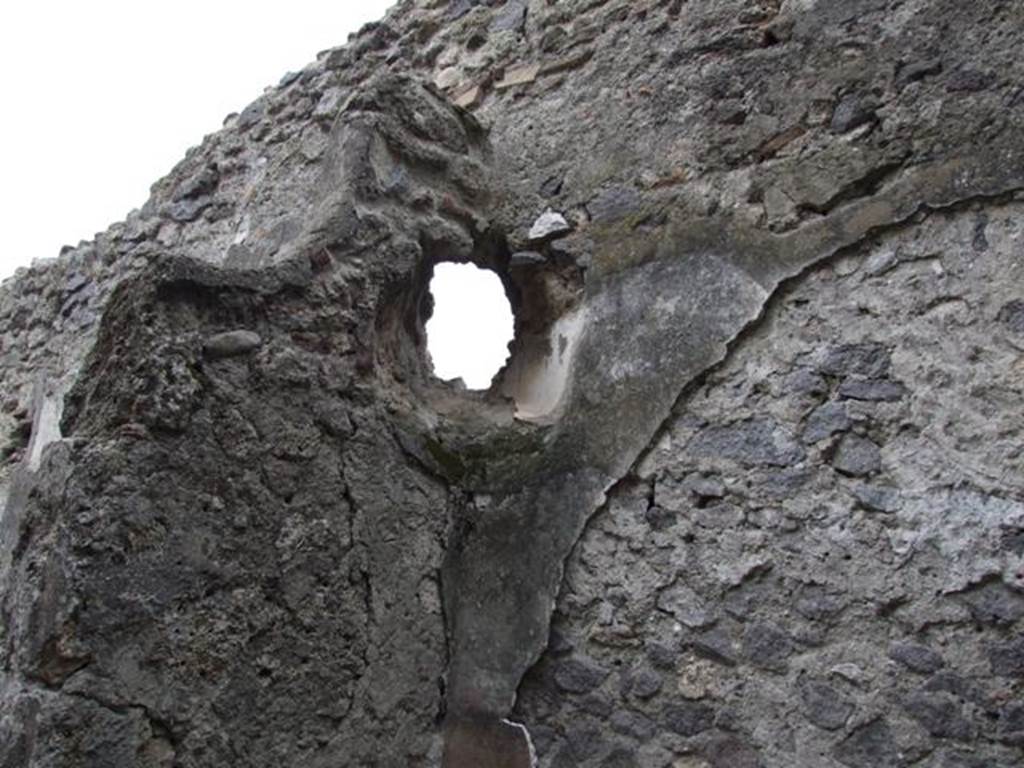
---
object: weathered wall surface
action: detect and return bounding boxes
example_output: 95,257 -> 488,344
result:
0,71 -> 494,766
514,202 -> 1024,767
1,0 -> 1022,766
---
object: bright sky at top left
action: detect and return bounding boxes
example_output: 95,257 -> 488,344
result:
0,0 -> 395,281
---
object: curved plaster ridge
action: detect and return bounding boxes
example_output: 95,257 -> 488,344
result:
439,142 -> 1024,764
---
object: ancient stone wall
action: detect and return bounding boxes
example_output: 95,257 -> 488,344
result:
2,1 -> 1022,766
514,201 -> 1024,767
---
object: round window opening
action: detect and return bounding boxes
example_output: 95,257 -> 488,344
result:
426,262 -> 515,390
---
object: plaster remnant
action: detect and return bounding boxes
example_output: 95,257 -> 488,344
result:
502,307 -> 586,421
27,392 -> 62,472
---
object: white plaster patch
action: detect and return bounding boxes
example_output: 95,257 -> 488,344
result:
28,394 -> 62,472
504,307 -> 588,422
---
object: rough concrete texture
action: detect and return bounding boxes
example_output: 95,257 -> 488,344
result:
1,0 -> 1023,766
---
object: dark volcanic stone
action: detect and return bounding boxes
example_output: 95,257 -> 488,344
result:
540,174 -> 564,198
644,504 -> 676,531
946,68 -> 995,92
922,672 -> 975,700
588,185 -> 642,223
997,701 -> 1024,746
834,719 -> 902,768
610,710 -> 656,740
838,378 -> 907,402
580,692 -> 614,717
447,0 -> 484,21
802,401 -> 852,444
567,725 -> 606,761
624,666 -> 663,699
601,746 -> 639,768
700,732 -> 762,768
972,213 -> 990,252
830,94 -> 876,134
930,750 -> 994,768
550,725 -> 606,766
546,628 -> 574,655
904,691 -> 973,741
236,100 -> 265,130
509,251 -> 547,268
831,434 -> 882,477
174,166 -> 219,201
997,299 -> 1024,333
852,483 -> 901,513
690,630 -> 739,667
742,622 -> 795,671
663,701 -> 715,737
898,58 -> 943,86
756,467 -> 812,500
646,642 -> 679,670
786,368 -> 828,397
490,0 -> 526,33
554,656 -> 610,694
800,678 -> 854,730
528,725 -> 557,756
889,642 -> 946,674
988,636 -> 1024,678
794,584 -> 847,622
165,196 -> 212,222
958,580 -> 1024,627
820,343 -> 892,379
688,417 -> 805,467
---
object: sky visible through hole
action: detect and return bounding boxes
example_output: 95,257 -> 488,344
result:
1,2 -> 503,387
426,264 -> 515,390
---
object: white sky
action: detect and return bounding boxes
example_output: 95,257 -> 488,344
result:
1,1 -> 511,387
0,0 -> 394,280
427,264 -> 515,389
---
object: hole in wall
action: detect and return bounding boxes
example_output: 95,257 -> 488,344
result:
426,262 -> 514,390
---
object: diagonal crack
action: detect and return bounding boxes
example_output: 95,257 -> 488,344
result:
500,184 -> 1024,751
